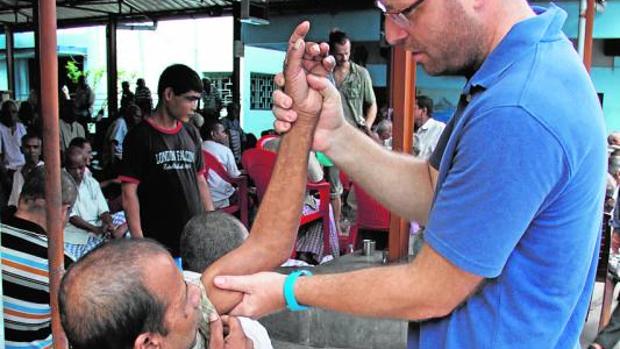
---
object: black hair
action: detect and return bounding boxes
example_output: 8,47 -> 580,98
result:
416,95 -> 434,117
21,132 -> 41,144
59,239 -> 170,349
69,137 -> 90,149
157,64 -> 203,101
0,100 -> 17,127
329,29 -> 350,54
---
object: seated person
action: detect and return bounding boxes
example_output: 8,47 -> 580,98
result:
8,132 -> 43,207
202,121 -> 241,209
181,212 -> 273,349
2,166 -> 77,347
263,136 -> 339,264
69,137 -> 93,173
63,146 -> 124,259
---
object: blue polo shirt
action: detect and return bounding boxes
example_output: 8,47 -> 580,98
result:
410,5 -> 607,348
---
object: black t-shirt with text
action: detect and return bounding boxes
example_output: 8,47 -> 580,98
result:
120,119 -> 205,256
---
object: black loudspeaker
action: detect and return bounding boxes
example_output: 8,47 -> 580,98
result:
603,39 -> 620,56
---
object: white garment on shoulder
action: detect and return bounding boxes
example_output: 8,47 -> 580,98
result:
202,140 -> 240,208
182,271 -> 274,349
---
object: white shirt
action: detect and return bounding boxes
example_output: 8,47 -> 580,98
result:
182,271 -> 273,349
413,118 -> 446,161
64,174 -> 110,244
202,140 -> 241,208
0,122 -> 26,170
106,117 -> 128,158
8,161 -> 44,207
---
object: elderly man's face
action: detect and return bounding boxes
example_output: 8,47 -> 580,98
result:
142,254 -> 202,349
383,0 -> 486,76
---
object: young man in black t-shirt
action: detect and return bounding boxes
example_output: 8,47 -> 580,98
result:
120,64 -> 214,257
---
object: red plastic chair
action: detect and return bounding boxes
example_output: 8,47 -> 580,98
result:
342,184 -> 390,251
242,148 -> 332,258
203,150 -> 249,228
256,135 -> 278,150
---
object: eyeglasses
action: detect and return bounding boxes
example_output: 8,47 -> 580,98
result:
375,0 -> 426,29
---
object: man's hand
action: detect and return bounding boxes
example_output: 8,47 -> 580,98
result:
214,272 -> 286,319
280,21 -> 334,123
208,314 -> 254,349
273,72 -> 347,153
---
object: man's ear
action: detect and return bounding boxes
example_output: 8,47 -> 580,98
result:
134,332 -> 162,349
163,87 -> 175,103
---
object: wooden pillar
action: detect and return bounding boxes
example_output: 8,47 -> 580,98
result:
5,25 -> 15,99
106,17 -> 118,118
583,0 -> 595,72
38,0 -> 67,348
388,46 -> 416,262
233,2 -> 242,105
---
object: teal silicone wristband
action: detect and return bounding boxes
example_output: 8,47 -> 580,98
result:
284,270 -> 313,312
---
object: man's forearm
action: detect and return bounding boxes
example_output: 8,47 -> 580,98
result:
203,115 -> 317,314
365,102 -> 378,129
325,123 -> 436,224
121,186 -> 143,238
69,216 -> 101,235
294,244 -> 482,320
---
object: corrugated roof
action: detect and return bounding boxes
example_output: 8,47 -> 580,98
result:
0,0 -> 237,27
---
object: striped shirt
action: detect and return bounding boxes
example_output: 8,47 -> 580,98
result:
1,214 -> 75,348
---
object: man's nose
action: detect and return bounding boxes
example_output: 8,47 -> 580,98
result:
385,19 -> 409,45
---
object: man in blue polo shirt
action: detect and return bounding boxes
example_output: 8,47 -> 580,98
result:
213,2 -> 606,348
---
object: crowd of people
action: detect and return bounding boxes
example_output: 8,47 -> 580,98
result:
0,0 -> 615,348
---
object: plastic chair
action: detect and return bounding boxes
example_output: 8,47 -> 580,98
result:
256,135 -> 278,150
342,184 -> 390,252
203,150 -> 249,228
242,148 -> 332,257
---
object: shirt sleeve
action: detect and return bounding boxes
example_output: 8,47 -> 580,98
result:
119,126 -> 146,183
424,106 -> 568,278
362,68 -> 376,106
224,147 -> 241,177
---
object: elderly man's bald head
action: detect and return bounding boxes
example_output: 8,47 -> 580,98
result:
59,239 -> 171,349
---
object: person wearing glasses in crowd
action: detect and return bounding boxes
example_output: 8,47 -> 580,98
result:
214,0 -> 606,348
120,64 -> 214,258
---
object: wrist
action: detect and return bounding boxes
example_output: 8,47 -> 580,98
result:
283,270 -> 312,311
323,122 -> 354,160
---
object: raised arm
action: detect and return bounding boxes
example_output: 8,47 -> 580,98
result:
202,21 -> 332,314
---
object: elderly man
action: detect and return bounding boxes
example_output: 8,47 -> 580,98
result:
2,166 -> 77,347
214,1 -> 607,348
59,27 -> 321,348
63,146 -> 117,258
